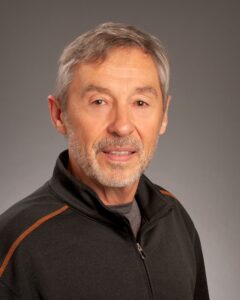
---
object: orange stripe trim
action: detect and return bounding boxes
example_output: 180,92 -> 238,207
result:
0,204 -> 69,277
160,189 -> 177,199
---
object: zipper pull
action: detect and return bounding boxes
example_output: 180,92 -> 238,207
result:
136,243 -> 146,260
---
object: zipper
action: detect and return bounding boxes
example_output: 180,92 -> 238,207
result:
135,242 -> 154,300
133,214 -> 172,300
136,242 -> 146,260
120,216 -> 154,300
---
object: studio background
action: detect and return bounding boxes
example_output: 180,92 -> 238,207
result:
1,1 -> 239,299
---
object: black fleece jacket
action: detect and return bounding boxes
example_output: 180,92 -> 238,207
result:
0,151 -> 210,299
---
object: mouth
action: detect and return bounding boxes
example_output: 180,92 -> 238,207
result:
101,148 -> 137,162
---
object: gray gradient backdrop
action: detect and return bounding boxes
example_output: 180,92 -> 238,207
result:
1,1 -> 239,299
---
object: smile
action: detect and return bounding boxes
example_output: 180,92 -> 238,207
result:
101,148 -> 137,162
107,151 -> 133,155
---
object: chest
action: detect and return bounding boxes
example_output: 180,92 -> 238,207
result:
17,214 -> 196,300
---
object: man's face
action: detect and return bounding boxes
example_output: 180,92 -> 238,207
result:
62,47 -> 169,188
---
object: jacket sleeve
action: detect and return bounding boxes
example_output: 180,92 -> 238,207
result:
193,231 -> 210,300
0,280 -> 19,300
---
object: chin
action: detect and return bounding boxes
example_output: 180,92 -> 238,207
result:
93,170 -> 142,188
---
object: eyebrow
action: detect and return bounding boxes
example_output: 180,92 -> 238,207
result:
80,84 -> 111,97
135,86 -> 159,97
80,84 -> 159,98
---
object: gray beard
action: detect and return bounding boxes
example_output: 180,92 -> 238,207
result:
68,132 -> 159,188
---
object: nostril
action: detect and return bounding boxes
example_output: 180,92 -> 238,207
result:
107,123 -> 134,137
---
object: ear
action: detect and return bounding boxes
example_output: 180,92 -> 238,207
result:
159,95 -> 171,135
48,95 -> 67,135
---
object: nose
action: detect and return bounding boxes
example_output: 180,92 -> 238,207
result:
107,104 -> 134,137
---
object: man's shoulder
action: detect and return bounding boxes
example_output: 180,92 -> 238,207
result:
150,180 -> 197,236
0,181 -> 58,225
0,181 -> 68,272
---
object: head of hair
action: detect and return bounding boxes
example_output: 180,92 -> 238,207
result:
54,22 -> 170,109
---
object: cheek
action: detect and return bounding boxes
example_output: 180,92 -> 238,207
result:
137,127 -> 159,157
139,118 -> 161,142
71,109 -> 108,139
69,122 -> 103,152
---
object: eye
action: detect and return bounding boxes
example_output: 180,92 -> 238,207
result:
92,99 -> 105,105
135,100 -> 148,106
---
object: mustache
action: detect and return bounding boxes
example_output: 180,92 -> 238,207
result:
94,136 -> 143,153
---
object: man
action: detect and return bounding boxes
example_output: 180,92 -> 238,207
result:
0,23 -> 209,299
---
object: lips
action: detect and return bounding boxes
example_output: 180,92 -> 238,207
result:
104,149 -> 135,155
108,151 -> 132,155
101,148 -> 137,162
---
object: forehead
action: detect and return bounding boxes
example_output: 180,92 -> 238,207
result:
71,47 -> 161,90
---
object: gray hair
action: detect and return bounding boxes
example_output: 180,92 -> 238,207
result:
54,22 -> 170,109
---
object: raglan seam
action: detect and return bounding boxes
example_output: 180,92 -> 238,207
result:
0,204 -> 69,278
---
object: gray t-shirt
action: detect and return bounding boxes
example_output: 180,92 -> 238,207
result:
108,199 -> 141,238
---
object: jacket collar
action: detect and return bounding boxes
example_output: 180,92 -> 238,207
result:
49,150 -> 173,224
